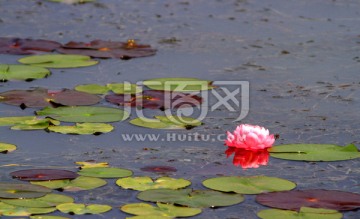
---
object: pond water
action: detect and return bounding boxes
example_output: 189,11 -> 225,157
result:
0,0 -> 360,218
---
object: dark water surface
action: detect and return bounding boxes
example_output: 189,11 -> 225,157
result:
0,0 -> 360,218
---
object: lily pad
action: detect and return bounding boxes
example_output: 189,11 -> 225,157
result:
10,169 -> 78,181
137,188 -> 244,208
1,193 -> 74,208
130,116 -> 202,129
18,54 -> 98,68
0,88 -> 101,108
0,116 -> 37,126
202,176 -> 296,195
58,39 -> 156,59
11,118 -> 60,130
47,123 -> 114,135
121,202 -> 202,218
56,203 -> 112,215
257,207 -> 343,219
255,189 -> 360,211
0,142 -> 17,153
31,216 -> 70,219
116,177 -> 191,191
31,176 -> 107,191
0,64 -> 50,82
0,183 -> 51,199
75,161 -> 109,169
107,83 -> 142,94
0,37 -> 61,55
75,84 -> 110,94
0,202 -> 56,216
269,144 -> 360,161
143,77 -> 214,91
36,106 -> 129,123
105,90 -> 202,110
78,167 -> 133,178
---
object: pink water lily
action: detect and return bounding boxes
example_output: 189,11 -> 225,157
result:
225,124 -> 275,150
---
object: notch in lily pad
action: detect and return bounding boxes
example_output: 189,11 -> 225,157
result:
202,176 -> 296,195
0,64 -> 50,82
269,143 -> 360,161
116,176 -> 191,191
120,202 -> 202,218
137,188 -> 244,208
130,116 -> 202,129
18,54 -> 98,68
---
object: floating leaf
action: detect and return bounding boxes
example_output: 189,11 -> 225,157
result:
257,207 -> 343,219
0,142 -> 17,153
56,203 -> 112,215
11,118 -> 60,130
0,183 -> 51,199
143,77 -> 214,91
1,193 -> 74,208
31,216 -> 71,219
203,176 -> 296,195
18,54 -> 98,68
0,202 -> 56,216
0,88 -> 101,108
75,161 -> 109,169
47,123 -> 114,135
0,64 -> 50,82
137,188 -> 244,208
36,106 -> 129,123
10,169 -> 78,181
121,202 -> 201,218
0,37 -> 61,55
107,83 -> 142,94
116,177 -> 191,191
255,189 -> 360,211
78,167 -> 133,178
105,90 -> 202,110
57,39 -> 156,59
75,84 -> 110,94
269,144 -> 360,161
31,176 -> 107,191
0,116 -> 36,126
130,116 -> 202,129
140,166 -> 177,173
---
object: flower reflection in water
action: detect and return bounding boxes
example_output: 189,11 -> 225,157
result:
225,147 -> 269,169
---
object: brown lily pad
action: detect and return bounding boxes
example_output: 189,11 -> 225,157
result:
256,189 -> 360,211
105,90 -> 202,110
0,88 -> 101,108
0,37 -> 61,55
11,169 -> 79,181
57,39 -> 156,59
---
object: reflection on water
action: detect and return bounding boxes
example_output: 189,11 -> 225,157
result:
225,147 -> 269,169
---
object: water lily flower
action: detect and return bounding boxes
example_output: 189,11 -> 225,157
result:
225,124 -> 275,150
225,147 -> 269,169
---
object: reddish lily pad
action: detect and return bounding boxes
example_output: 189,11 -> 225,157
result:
0,88 -> 101,108
105,90 -> 202,110
58,39 -> 156,59
10,169 -> 78,181
0,37 -> 61,55
255,189 -> 360,211
140,166 -> 177,173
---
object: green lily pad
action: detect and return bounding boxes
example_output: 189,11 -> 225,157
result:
269,144 -> 360,161
47,123 -> 114,135
130,116 -> 202,129
75,84 -> 110,94
75,161 -> 109,168
11,118 -> 60,130
257,207 -> 343,219
121,202 -> 202,218
56,203 -> 112,215
202,176 -> 296,195
116,177 -> 191,191
107,83 -> 142,94
0,202 -> 56,216
31,216 -> 71,219
78,167 -> 133,178
31,176 -> 107,191
0,183 -> 51,199
0,142 -> 17,153
0,116 -> 36,126
137,188 -> 244,208
143,78 -> 214,92
1,193 -> 74,208
36,106 -> 129,123
0,64 -> 50,82
18,54 -> 98,68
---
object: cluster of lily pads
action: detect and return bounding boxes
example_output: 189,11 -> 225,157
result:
1,151 -> 360,218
